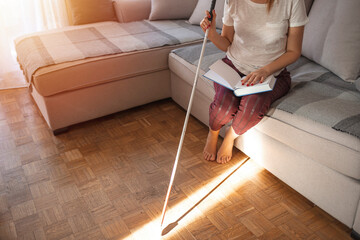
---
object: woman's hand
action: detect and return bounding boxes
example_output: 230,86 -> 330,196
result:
200,10 -> 217,37
241,68 -> 270,86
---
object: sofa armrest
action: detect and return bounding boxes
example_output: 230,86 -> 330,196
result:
113,0 -> 151,23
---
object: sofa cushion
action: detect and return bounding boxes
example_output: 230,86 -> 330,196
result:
113,0 -> 151,23
15,20 -> 205,90
149,0 -> 198,20
32,49 -> 174,96
65,0 -> 117,25
169,43 -> 360,179
188,0 -> 225,29
15,20 -> 204,96
302,0 -> 360,82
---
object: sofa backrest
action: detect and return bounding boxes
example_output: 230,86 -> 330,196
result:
113,0 -> 151,23
302,0 -> 360,82
65,0 -> 117,25
65,0 -> 196,24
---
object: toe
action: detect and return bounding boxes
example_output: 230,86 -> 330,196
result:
204,152 -> 209,161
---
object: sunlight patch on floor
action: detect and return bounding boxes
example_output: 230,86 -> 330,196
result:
123,157 -> 263,239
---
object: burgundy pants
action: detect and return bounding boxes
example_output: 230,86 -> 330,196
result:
209,57 -> 291,135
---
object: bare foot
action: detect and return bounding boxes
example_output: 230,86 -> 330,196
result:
203,129 -> 220,161
217,126 -> 239,164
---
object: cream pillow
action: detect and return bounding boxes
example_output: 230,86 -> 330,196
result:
149,0 -> 198,20
188,0 -> 225,29
113,0 -> 151,23
302,0 -> 360,82
66,0 -> 117,25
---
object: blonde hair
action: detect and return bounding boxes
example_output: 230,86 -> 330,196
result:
267,0 -> 275,12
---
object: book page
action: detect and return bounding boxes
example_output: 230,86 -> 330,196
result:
209,60 -> 242,89
203,70 -> 234,90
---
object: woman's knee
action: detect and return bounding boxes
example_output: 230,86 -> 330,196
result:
232,94 -> 271,134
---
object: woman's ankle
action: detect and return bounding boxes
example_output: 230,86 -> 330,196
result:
204,128 -> 220,161
208,128 -> 220,136
225,126 -> 239,141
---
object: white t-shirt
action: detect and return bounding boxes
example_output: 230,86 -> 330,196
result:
222,0 -> 309,75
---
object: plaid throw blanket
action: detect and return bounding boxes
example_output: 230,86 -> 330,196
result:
172,43 -> 360,138
273,72 -> 360,138
15,20 -> 204,82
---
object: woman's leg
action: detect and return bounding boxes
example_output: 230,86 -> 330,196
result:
204,82 -> 240,161
217,69 -> 292,163
203,128 -> 220,161
216,91 -> 272,164
216,125 -> 239,164
232,69 -> 291,135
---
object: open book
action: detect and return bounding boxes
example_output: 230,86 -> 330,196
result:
203,59 -> 276,97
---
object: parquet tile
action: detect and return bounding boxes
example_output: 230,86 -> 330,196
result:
0,221 -> 17,239
100,216 -> 130,239
0,88 -> 353,239
43,219 -> 73,239
14,214 -> 42,237
261,203 -> 293,227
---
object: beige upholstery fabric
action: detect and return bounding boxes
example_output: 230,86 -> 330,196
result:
65,0 -> 117,25
169,52 -> 360,179
113,0 -> 151,23
302,0 -> 360,82
188,0 -> 225,29
32,41 -> 201,97
354,205 -> 360,233
254,113 -> 360,179
149,0 -> 198,20
170,70 -> 360,229
31,70 -> 171,130
235,128 -> 360,228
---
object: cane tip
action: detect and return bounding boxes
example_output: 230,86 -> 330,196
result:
161,222 -> 178,236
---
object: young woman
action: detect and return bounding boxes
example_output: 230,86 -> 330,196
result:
201,0 -> 308,164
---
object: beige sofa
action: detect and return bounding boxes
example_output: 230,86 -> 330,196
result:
169,0 -> 360,238
15,0 -> 360,238
15,0 -> 205,134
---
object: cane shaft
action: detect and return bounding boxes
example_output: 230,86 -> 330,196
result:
160,29 -> 209,227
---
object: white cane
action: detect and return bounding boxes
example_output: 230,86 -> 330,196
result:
160,0 -> 217,231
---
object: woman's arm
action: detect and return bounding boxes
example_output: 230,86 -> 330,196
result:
200,10 -> 235,52
242,26 -> 305,86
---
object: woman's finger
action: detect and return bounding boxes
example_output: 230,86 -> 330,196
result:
252,76 -> 261,86
210,10 -> 217,28
200,18 -> 210,31
242,75 -> 250,85
205,10 -> 210,18
249,75 -> 259,85
205,19 -> 210,26
203,19 -> 210,27
247,75 -> 256,86
211,10 -> 217,21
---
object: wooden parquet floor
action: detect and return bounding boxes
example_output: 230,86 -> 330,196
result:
0,88 -> 353,240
